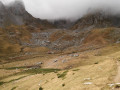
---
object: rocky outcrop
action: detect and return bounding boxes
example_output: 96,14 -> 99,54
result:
0,1 -> 10,27
0,0 -> 55,28
72,11 -> 120,30
6,0 -> 33,25
53,20 -> 74,29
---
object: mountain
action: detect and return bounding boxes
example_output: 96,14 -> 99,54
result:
0,0 -> 55,29
1,1 -> 120,90
0,0 -> 55,56
0,1 -> 10,27
72,11 -> 120,30
52,19 -> 74,29
0,1 -> 120,55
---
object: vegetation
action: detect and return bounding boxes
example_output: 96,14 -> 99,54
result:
57,70 -> 68,79
11,86 -> 17,90
3,66 -> 26,70
39,87 -> 43,90
115,84 -> 120,88
22,68 -> 60,74
62,83 -> 65,87
72,69 -> 80,71
94,62 -> 99,64
0,82 -> 5,85
0,76 -> 28,86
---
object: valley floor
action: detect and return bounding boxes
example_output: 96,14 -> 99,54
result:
0,44 -> 120,90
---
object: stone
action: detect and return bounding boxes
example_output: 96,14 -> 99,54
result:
84,78 -> 91,81
36,62 -> 43,65
83,82 -> 92,85
62,60 -> 66,63
74,54 -> 79,57
108,84 -> 114,87
54,59 -> 58,63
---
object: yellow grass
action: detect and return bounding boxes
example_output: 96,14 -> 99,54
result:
1,44 -> 120,90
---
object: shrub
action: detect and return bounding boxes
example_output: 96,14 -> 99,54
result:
115,84 -> 120,88
94,62 -> 99,64
0,82 -> 5,85
57,70 -> 68,79
62,83 -> 65,87
11,86 -> 17,90
72,69 -> 80,71
39,87 -> 43,90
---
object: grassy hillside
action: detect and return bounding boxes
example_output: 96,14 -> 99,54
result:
0,44 -> 120,90
1,26 -> 120,90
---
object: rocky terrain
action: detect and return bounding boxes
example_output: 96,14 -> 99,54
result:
1,0 -> 120,90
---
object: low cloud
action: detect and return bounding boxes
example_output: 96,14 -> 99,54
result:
1,0 -> 120,20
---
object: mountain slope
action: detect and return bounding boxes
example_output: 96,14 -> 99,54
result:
0,0 -> 55,57
0,0 -> 55,29
72,11 -> 120,30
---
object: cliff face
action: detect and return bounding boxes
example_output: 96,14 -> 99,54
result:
0,0 -> 55,29
0,1 -> 27,26
0,1 -> 10,27
72,11 -> 120,30
6,0 -> 33,25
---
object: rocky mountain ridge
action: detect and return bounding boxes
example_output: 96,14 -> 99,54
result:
72,11 -> 120,30
0,0 -> 120,56
0,0 -> 55,29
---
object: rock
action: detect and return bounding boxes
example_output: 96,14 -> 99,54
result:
116,41 -> 120,44
69,54 -> 74,57
116,83 -> 120,85
53,59 -> 58,63
84,78 -> 91,81
38,84 -> 41,86
74,54 -> 79,57
62,60 -> 67,63
47,51 -> 54,54
83,82 -> 92,85
108,84 -> 114,87
36,62 -> 43,65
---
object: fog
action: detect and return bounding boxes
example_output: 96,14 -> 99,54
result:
1,0 -> 120,20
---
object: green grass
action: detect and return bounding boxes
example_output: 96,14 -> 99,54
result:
11,86 -> 17,90
8,76 -> 28,83
94,62 -> 99,64
2,66 -> 27,70
0,68 -> 60,86
0,75 -> 29,86
39,87 -> 43,90
62,83 -> 65,87
57,70 -> 68,79
72,69 -> 80,71
22,68 -> 60,74
0,81 -> 5,85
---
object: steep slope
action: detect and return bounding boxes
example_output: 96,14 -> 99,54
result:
72,11 -> 120,30
0,1 -> 10,27
0,0 -> 55,57
0,0 -> 55,28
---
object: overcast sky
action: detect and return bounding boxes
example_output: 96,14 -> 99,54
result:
0,0 -> 120,20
